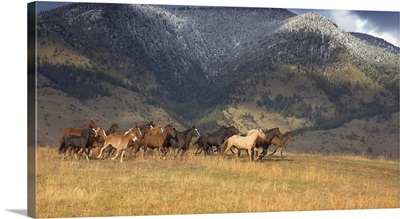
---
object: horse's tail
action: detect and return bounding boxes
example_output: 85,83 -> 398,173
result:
220,139 -> 229,155
58,135 -> 65,154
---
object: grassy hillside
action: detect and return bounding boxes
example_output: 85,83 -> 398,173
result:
37,73 -> 185,146
36,147 -> 399,218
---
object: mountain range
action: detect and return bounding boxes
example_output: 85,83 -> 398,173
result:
35,3 -> 399,159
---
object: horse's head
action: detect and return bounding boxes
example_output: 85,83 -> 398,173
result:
126,128 -> 138,142
271,127 -> 282,138
193,125 -> 201,138
132,125 -> 142,137
257,128 -> 267,139
86,119 -> 97,129
286,132 -> 294,141
165,126 -> 177,137
150,126 -> 163,135
110,124 -> 121,133
147,121 -> 156,128
227,125 -> 240,135
96,127 -> 107,142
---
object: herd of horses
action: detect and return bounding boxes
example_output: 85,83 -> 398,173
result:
57,119 -> 294,162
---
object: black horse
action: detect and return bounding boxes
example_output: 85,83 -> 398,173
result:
62,128 -> 97,161
167,125 -> 200,157
194,125 -> 240,156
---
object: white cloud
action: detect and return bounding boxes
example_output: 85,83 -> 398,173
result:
328,10 -> 399,47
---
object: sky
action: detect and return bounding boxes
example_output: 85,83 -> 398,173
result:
290,9 -> 399,47
35,1 -> 399,47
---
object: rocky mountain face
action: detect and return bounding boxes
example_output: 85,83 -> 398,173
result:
36,3 -> 399,158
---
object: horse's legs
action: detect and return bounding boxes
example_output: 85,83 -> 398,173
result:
247,148 -> 253,162
194,147 -> 202,155
97,145 -> 108,159
222,144 -> 232,158
111,148 -> 122,161
254,147 -> 264,161
120,150 -> 126,162
270,147 -> 278,156
233,147 -> 241,162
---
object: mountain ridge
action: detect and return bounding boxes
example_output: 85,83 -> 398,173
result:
35,3 -> 399,159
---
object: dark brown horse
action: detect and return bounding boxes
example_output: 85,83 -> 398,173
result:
58,119 -> 97,153
167,125 -> 200,158
268,132 -> 294,158
254,127 -> 283,160
62,128 -> 97,161
194,125 -> 240,156
105,124 -> 121,135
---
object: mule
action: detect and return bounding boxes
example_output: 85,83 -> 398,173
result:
63,128 -> 97,161
58,119 -> 97,153
167,125 -> 200,158
221,129 -> 266,162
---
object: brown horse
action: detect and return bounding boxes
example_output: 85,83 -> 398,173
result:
222,129 -> 266,162
142,125 -> 177,158
105,124 -> 121,135
97,127 -> 140,162
129,126 -> 164,157
269,132 -> 294,158
58,119 -> 97,153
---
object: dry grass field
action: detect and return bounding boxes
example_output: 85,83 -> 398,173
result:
36,146 -> 399,218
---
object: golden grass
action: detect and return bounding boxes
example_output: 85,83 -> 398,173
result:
36,147 -> 399,218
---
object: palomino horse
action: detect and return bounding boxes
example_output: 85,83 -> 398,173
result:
142,125 -> 177,158
58,119 -> 97,153
222,129 -> 266,162
97,127 -> 141,162
167,125 -> 200,158
194,125 -> 240,156
62,128 -> 97,161
268,132 -> 294,158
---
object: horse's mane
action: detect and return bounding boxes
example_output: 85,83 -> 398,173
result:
246,129 -> 258,136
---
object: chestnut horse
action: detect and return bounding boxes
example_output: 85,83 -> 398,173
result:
142,125 -> 177,158
58,119 -> 97,153
129,126 -> 164,157
97,127 -> 141,162
222,129 -> 266,162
